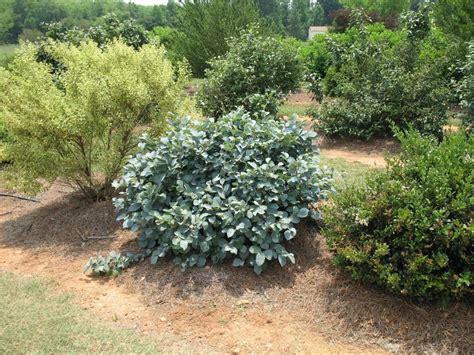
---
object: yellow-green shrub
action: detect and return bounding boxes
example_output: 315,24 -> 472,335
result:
0,40 -> 193,199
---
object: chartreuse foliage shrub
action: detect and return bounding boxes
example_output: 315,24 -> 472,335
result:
323,130 -> 474,301
197,29 -> 304,118
113,110 -> 333,274
0,40 -> 193,199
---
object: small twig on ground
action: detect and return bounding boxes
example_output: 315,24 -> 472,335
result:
86,235 -> 117,240
0,193 -> 40,203
0,211 -> 12,217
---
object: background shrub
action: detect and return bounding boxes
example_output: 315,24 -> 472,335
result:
310,9 -> 452,139
197,29 -> 304,118
457,41 -> 474,130
323,130 -> 474,300
176,0 -> 265,76
113,110 -> 333,274
0,40 -> 192,199
150,26 -> 186,65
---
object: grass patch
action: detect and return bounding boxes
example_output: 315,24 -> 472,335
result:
0,272 -> 161,353
321,155 -> 376,187
186,77 -> 204,88
0,44 -> 19,67
279,103 -> 313,117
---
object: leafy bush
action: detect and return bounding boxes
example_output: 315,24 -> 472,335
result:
113,110 -> 333,274
323,130 -> 474,301
457,41 -> 474,130
41,13 -> 149,49
84,251 -> 144,277
0,40 -> 192,199
301,23 -> 404,92
150,26 -> 185,65
197,29 -> 304,117
310,9 -> 452,139
35,13 -> 150,74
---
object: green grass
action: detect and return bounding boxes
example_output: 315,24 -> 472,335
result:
0,44 -> 19,67
278,103 -> 313,117
0,44 -> 18,56
321,155 -> 377,187
0,272 -> 162,353
186,77 -> 204,88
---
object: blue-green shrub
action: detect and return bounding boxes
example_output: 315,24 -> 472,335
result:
113,110 -> 333,274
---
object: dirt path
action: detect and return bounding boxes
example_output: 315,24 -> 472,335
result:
318,137 -> 400,167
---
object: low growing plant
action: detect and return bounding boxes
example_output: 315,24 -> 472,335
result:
323,129 -> 474,301
84,251 -> 144,277
113,110 -> 333,274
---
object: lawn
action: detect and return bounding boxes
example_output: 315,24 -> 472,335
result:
0,272 -> 161,353
0,44 -> 18,66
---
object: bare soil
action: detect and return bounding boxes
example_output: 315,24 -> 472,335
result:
1,178 -> 473,354
285,90 -> 315,106
318,137 -> 400,167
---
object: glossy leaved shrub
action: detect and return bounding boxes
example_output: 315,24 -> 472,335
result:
309,9 -> 453,139
323,130 -> 474,301
113,110 -> 333,274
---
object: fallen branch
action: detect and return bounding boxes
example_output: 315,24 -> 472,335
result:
0,193 -> 40,203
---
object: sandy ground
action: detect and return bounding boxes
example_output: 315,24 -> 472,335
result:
0,176 -> 472,354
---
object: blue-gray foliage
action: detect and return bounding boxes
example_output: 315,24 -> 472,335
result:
113,110 -> 333,274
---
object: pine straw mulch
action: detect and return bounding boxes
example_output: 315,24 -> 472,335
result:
0,184 -> 473,353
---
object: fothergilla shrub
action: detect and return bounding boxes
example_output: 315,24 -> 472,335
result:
113,110 -> 333,274
323,130 -> 474,301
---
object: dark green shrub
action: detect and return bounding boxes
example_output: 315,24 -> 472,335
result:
310,9 -> 452,139
197,29 -> 304,118
177,0 -> 264,76
301,23 -> 404,95
113,109 -> 333,274
457,42 -> 474,130
323,130 -> 474,300
36,13 -> 149,72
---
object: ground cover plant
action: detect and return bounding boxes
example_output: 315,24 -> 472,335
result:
323,130 -> 474,301
0,40 -> 192,199
113,109 -> 333,274
198,28 -> 304,118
